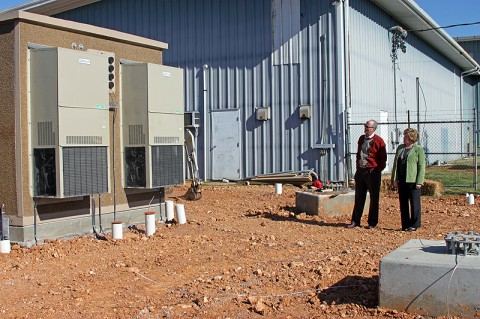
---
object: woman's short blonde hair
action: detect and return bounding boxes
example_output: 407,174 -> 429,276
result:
404,128 -> 419,143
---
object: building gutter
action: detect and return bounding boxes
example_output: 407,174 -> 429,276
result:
371,0 -> 480,74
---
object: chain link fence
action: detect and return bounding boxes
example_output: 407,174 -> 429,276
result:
347,111 -> 478,193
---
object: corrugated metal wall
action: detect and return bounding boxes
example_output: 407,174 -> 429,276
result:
457,39 -> 480,143
348,0 -> 476,170
57,0 -> 342,182
55,0 -> 477,181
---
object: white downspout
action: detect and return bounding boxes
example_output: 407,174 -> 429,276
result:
460,67 -> 479,155
202,64 -> 209,181
334,0 -> 347,183
343,0 -> 350,185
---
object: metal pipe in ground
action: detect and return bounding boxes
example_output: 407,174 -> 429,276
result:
0,204 -> 10,253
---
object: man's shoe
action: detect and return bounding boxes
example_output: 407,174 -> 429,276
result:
347,222 -> 357,229
367,225 -> 376,229
408,227 -> 417,232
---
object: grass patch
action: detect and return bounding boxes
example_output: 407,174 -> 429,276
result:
425,165 -> 476,195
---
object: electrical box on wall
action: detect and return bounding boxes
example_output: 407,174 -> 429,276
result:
29,47 -> 110,198
121,62 -> 185,189
184,111 -> 200,128
299,104 -> 311,119
256,107 -> 270,121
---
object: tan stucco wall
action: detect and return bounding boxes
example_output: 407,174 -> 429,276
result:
0,21 -> 18,219
7,20 -> 164,226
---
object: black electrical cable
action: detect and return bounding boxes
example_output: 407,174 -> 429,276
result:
408,21 -> 480,33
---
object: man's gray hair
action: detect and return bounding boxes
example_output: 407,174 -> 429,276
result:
367,119 -> 378,130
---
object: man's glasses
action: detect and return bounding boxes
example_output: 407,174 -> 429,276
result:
364,125 -> 374,129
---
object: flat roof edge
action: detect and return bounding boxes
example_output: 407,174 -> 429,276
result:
0,10 -> 168,51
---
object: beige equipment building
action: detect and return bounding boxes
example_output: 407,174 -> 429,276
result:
0,11 -> 185,245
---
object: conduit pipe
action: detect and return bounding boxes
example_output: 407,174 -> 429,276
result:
112,106 -> 117,221
165,200 -> 174,222
333,0 -> 348,183
33,199 -> 38,244
202,64 -> 209,181
0,204 -> 10,254
176,204 -> 187,225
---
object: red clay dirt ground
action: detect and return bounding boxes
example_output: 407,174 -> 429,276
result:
0,183 -> 477,319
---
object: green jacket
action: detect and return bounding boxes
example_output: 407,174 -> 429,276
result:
391,143 -> 426,185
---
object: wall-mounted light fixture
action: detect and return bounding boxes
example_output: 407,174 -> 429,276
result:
299,104 -> 311,119
256,107 -> 270,121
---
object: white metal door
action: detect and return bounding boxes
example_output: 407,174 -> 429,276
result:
211,109 -> 241,180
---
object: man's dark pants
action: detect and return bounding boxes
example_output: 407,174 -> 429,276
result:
351,168 -> 381,227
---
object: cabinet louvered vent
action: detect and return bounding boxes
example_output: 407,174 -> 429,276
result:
37,122 -> 55,146
62,147 -> 108,197
129,125 -> 145,145
152,145 -> 184,187
66,136 -> 103,145
33,148 -> 56,196
154,136 -> 180,144
125,147 -> 146,187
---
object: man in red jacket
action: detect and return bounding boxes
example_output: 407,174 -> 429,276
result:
348,119 -> 387,229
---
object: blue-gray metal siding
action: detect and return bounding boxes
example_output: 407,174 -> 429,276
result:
57,0 -> 340,181
458,40 -> 480,140
348,0 -> 476,168
55,0 -> 477,181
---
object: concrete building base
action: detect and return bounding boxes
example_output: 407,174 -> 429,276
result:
379,239 -> 480,318
9,206 -> 165,247
295,190 -> 369,218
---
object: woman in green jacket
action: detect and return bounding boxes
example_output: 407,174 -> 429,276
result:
391,128 -> 426,231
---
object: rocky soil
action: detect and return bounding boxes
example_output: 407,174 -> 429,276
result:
0,183 -> 477,319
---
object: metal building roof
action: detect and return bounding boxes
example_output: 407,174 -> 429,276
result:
2,0 -> 479,73
0,10 -> 168,50
0,0 -> 100,16
371,0 -> 479,73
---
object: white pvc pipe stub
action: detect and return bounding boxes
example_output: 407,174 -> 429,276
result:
111,221 -> 123,240
275,183 -> 283,195
468,193 -> 475,205
145,212 -> 156,236
0,240 -> 11,254
165,200 -> 175,221
176,204 -> 187,225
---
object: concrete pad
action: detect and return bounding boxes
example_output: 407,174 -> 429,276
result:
295,190 -> 369,218
9,205 -> 165,246
379,239 -> 480,318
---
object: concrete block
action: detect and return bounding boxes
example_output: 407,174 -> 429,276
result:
295,190 -> 369,218
379,239 -> 480,318
9,205 -> 165,246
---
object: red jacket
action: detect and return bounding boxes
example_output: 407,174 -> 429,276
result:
356,134 -> 387,171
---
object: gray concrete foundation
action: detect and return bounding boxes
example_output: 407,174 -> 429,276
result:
9,205 -> 165,247
379,239 -> 480,318
295,190 -> 369,218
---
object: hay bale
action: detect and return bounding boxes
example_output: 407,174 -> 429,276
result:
380,175 -> 443,198
421,180 -> 443,198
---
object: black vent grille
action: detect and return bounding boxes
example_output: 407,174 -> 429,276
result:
62,147 -> 108,197
152,145 -> 184,187
125,147 -> 146,187
33,148 -> 56,196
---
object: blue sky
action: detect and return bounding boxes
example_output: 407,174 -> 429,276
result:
1,0 -> 480,37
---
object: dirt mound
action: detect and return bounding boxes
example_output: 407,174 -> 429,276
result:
0,184 -> 473,318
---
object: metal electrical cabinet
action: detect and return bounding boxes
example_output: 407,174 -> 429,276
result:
121,63 -> 184,189
30,47 -> 110,198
